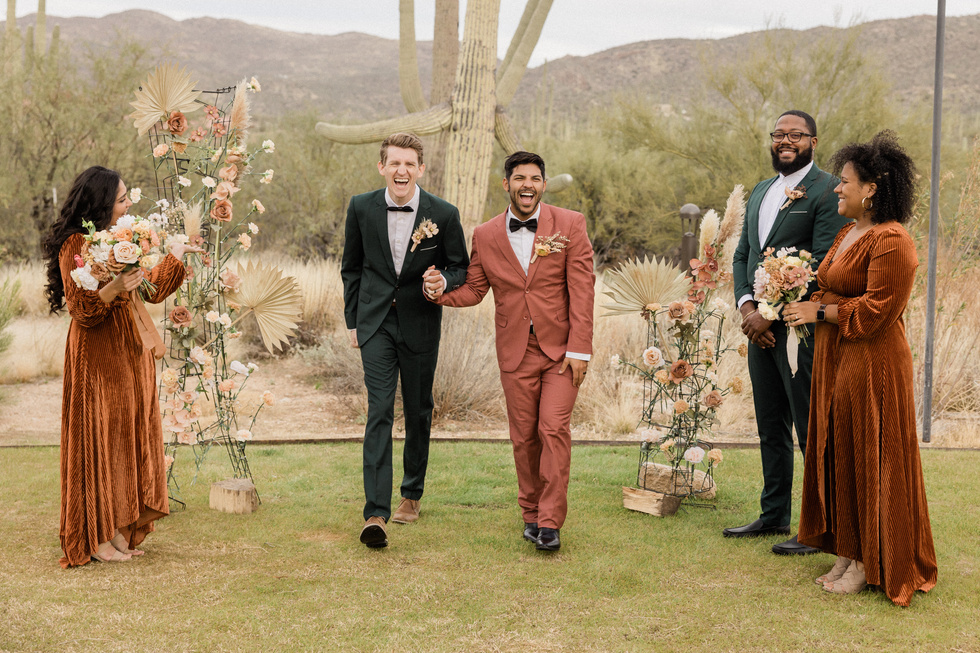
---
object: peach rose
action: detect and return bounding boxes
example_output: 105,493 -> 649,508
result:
667,300 -> 692,324
167,111 -> 187,135
642,346 -> 665,369
703,389 -> 724,408
673,399 -> 690,414
219,269 -> 242,293
112,241 -> 141,265
210,199 -> 233,222
218,165 -> 239,183
169,305 -> 193,328
654,370 -> 670,384
668,359 -> 694,384
112,227 -> 133,242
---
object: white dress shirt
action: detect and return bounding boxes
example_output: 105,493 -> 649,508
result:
385,184 -> 421,277
737,161 -> 813,309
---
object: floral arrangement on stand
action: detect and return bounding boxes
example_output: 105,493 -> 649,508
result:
129,64 -> 303,507
604,186 -> 746,516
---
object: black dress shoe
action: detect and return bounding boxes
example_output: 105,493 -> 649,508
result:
536,527 -> 560,551
722,518 -> 791,538
772,534 -> 820,555
523,522 -> 539,543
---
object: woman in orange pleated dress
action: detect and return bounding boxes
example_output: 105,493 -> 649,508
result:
783,131 -> 937,606
43,166 -> 199,567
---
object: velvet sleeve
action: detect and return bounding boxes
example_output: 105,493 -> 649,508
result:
836,226 -> 917,341
142,253 -> 185,304
60,234 -> 120,328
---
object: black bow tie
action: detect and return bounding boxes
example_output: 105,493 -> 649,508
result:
509,217 -> 538,233
387,205 -> 414,212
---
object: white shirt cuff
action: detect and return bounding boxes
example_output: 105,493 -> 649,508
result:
565,352 -> 590,361
736,294 -> 755,310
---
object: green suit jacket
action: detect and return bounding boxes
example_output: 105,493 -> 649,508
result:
341,187 -> 469,352
733,164 -> 848,304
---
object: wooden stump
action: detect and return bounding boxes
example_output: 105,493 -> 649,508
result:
622,486 -> 682,517
638,462 -> 717,500
209,479 -> 259,514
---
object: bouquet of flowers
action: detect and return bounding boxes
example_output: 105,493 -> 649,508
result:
70,213 -> 166,297
752,246 -> 817,339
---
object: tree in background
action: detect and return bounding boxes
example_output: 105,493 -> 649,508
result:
315,0 -> 554,230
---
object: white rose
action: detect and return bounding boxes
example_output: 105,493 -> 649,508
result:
230,360 -> 250,376
70,265 -> 100,291
262,139 -> 275,153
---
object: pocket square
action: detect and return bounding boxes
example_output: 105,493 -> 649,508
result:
419,245 -> 437,251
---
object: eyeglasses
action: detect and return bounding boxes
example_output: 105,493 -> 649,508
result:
770,131 -> 813,143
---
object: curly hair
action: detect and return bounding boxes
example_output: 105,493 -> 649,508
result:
829,130 -> 917,225
42,166 -> 122,313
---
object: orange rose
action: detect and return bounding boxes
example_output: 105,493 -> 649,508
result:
112,227 -> 133,242
169,305 -> 193,328
668,359 -> 694,384
210,199 -> 233,222
167,111 -> 187,135
667,300 -> 691,324
703,389 -> 724,408
218,165 -> 239,183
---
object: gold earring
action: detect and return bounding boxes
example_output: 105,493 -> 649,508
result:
861,196 -> 873,210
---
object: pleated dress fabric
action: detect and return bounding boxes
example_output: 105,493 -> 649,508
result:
58,233 -> 185,568
798,221 -> 938,606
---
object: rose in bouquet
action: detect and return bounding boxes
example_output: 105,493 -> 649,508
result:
753,246 -> 817,339
73,210 -> 166,298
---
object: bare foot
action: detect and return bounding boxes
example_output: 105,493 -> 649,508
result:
110,531 -> 144,557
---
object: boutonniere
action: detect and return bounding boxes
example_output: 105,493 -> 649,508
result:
530,231 -> 570,264
780,184 -> 807,210
410,218 -> 439,252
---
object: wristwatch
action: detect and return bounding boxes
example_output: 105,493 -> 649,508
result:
816,304 -> 827,321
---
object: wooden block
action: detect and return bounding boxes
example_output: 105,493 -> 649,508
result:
209,478 -> 259,514
638,461 -> 717,500
622,486 -> 682,517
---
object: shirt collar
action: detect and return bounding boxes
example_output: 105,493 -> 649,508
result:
778,161 -> 814,187
506,204 -> 541,225
384,184 -> 421,212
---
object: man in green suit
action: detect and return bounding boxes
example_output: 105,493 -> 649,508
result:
341,133 -> 469,548
726,111 -> 848,555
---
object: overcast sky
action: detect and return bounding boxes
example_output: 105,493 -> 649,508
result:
23,1 -> 980,66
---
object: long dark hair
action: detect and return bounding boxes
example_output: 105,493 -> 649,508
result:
42,166 -> 122,313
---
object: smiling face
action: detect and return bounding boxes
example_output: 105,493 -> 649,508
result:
110,179 -> 132,226
378,145 -> 424,205
503,163 -> 547,220
834,161 -> 877,221
769,114 -> 816,175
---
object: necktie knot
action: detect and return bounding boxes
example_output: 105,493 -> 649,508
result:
509,217 -> 538,233
387,205 -> 414,212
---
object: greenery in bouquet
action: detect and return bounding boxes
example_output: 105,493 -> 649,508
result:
605,186 -> 747,498
128,64 -> 301,492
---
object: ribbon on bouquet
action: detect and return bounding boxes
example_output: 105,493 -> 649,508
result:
128,290 -> 166,360
786,327 -> 800,377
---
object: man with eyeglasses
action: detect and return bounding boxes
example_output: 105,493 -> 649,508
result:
726,110 -> 848,555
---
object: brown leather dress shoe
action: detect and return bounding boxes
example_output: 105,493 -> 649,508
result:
391,498 -> 421,524
360,516 -> 388,548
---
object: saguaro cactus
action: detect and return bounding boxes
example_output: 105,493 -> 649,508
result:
315,0 -> 554,230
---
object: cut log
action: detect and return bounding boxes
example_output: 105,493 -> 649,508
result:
209,478 -> 259,514
638,461 -> 717,500
622,486 -> 682,517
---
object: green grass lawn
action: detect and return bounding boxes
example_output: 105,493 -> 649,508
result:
1,443 -> 977,652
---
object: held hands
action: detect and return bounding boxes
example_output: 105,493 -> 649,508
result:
740,301 -> 775,348
560,357 -> 589,387
422,265 -> 445,299
784,301 -> 818,327
99,268 -> 144,303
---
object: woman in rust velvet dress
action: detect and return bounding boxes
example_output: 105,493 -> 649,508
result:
784,131 -> 937,606
43,166 -> 198,567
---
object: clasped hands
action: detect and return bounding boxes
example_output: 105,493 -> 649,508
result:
742,301 -> 819,347
422,265 -> 445,299
782,301 -> 819,328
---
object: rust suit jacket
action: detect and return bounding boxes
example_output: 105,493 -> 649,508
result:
435,203 -> 595,372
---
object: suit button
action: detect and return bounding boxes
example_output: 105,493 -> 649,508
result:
525,289 -> 530,294
523,315 -> 529,320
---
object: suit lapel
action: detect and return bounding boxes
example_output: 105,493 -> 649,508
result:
492,211 -> 527,280
397,189 -> 429,280
525,204 -> 553,287
763,165 -> 821,250
749,177 -> 777,252
373,192 -> 397,278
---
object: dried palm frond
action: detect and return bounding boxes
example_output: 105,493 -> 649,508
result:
225,261 -> 303,353
601,256 -> 690,317
698,209 -> 720,256
130,63 -> 202,136
228,78 -> 251,147
717,184 -> 746,246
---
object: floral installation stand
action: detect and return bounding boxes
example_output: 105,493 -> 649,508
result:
130,65 -> 302,510
606,186 -> 747,516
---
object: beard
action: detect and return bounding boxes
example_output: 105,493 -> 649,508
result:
770,143 -> 814,175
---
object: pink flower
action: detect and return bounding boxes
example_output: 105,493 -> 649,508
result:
219,268 -> 242,293
262,391 -> 276,407
153,143 -> 170,158
218,379 -> 236,393
668,360 -> 694,384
